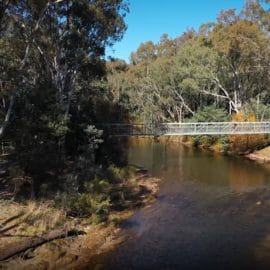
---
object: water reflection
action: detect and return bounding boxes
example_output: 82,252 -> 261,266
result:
128,138 -> 270,191
103,138 -> 270,270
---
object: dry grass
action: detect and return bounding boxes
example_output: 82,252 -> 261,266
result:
0,202 -> 130,270
0,173 -> 160,270
0,201 -> 71,270
22,201 -> 66,234
0,201 -> 66,249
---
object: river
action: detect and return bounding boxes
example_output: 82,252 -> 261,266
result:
103,138 -> 270,270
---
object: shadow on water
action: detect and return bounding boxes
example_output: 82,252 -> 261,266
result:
119,219 -> 140,230
103,138 -> 270,270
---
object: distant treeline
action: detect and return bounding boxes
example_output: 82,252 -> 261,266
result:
107,0 -> 270,124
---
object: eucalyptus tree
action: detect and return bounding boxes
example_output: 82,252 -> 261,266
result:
1,0 -> 128,135
107,0 -> 270,125
242,0 -> 270,31
210,18 -> 270,113
0,0 -> 128,195
175,40 -> 224,113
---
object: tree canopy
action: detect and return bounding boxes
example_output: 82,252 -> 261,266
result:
108,0 -> 270,123
0,0 -> 129,204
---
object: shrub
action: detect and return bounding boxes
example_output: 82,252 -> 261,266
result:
229,112 -> 266,153
55,165 -> 136,222
189,105 -> 229,148
107,164 -> 135,182
74,193 -> 111,222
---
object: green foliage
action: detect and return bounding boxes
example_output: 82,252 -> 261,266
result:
73,193 -> 111,222
243,95 -> 270,121
190,106 -> 229,148
2,0 -> 270,218
0,0 -> 131,205
47,115 -> 70,138
190,105 -> 229,123
108,1 -> 270,124
54,164 -> 136,222
107,164 -> 135,182
84,125 -> 103,149
217,136 -> 230,152
73,178 -> 112,222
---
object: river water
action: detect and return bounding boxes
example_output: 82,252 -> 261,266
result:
104,139 -> 270,270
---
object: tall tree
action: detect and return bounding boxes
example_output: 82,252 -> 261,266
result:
0,0 -> 128,195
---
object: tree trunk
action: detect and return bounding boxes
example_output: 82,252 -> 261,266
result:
0,92 -> 15,138
0,228 -> 85,261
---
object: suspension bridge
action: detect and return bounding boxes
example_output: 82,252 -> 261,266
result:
101,122 -> 270,137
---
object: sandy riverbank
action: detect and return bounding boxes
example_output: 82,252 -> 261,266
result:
247,146 -> 270,163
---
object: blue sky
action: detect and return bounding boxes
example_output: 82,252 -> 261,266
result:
106,0 -> 247,62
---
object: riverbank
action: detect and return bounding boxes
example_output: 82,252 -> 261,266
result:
247,146 -> 270,163
157,135 -> 270,159
0,170 -> 160,270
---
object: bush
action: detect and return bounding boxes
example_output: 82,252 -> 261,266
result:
229,112 -> 266,153
190,105 -> 229,123
74,193 -> 111,223
55,165 -> 136,222
71,177 -> 111,220
192,134 -> 217,148
188,105 -> 229,148
107,164 -> 135,182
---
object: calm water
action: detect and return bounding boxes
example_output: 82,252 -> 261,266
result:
105,139 -> 270,270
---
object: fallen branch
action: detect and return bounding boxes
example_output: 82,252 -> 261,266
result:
0,228 -> 85,261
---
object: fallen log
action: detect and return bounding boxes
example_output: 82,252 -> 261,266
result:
0,228 -> 85,261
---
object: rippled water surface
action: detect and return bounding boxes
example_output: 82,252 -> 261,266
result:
104,139 -> 270,270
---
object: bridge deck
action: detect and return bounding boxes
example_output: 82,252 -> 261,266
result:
101,122 -> 270,136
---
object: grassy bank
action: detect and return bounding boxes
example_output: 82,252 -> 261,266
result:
0,169 -> 160,270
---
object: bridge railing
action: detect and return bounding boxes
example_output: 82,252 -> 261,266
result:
165,122 -> 270,135
100,122 -> 270,136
